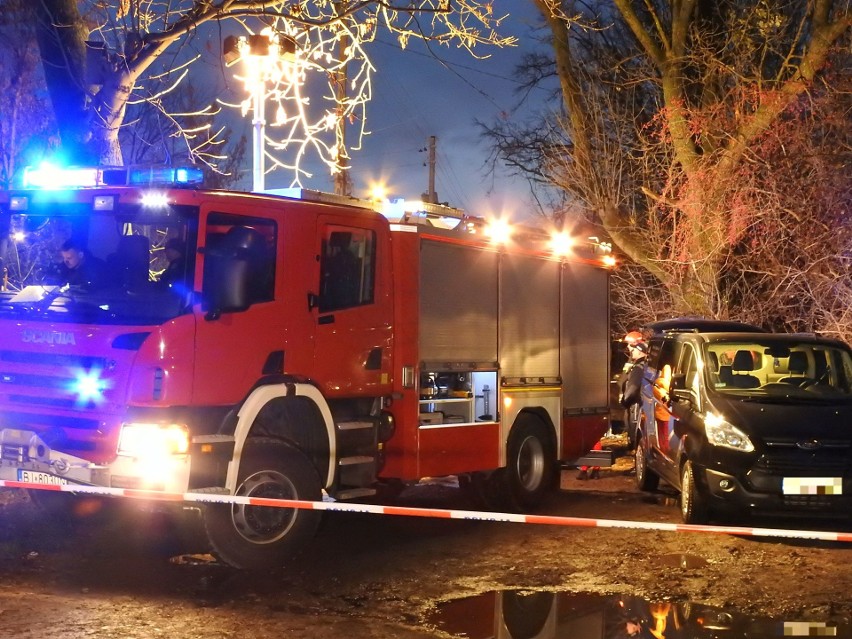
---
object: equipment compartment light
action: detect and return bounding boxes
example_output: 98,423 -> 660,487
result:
118,422 -> 190,458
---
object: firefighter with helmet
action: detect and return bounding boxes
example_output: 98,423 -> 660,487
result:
619,330 -> 648,446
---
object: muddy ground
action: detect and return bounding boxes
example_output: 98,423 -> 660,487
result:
0,447 -> 850,638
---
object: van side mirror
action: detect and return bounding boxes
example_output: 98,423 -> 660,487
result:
671,388 -> 692,403
670,373 -> 696,404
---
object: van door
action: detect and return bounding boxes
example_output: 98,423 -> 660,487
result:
668,344 -> 701,463
311,215 -> 393,399
643,338 -> 682,482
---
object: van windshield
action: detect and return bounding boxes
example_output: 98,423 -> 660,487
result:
703,339 -> 852,400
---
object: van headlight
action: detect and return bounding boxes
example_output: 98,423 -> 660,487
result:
704,413 -> 754,452
118,423 -> 189,459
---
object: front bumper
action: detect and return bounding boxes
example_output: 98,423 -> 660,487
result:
702,466 -> 852,516
0,428 -> 104,486
0,428 -> 191,493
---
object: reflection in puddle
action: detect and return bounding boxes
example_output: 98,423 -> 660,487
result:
428,590 -> 849,639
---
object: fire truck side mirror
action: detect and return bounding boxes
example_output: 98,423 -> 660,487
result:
202,252 -> 252,320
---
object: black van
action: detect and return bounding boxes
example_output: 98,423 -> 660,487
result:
634,326 -> 852,524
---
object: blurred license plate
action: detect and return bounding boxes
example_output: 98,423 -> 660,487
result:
783,477 -> 843,495
17,470 -> 69,486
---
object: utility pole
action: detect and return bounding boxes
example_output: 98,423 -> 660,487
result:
422,135 -> 438,204
333,1 -> 352,196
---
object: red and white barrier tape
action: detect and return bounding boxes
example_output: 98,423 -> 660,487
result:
2,479 -> 852,543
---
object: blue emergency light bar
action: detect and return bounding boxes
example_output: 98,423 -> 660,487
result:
22,164 -> 204,189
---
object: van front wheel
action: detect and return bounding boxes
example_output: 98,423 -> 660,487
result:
680,460 -> 710,525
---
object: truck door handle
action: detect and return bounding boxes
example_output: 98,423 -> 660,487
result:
318,315 -> 335,325
307,292 -> 319,311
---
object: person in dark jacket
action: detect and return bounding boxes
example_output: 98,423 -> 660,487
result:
159,238 -> 186,288
619,331 -> 648,444
55,239 -> 108,290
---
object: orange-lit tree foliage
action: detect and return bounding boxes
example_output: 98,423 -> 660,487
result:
517,0 -> 850,336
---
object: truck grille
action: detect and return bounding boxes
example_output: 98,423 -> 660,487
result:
756,438 -> 851,475
0,349 -> 114,409
0,410 -> 100,431
0,350 -> 109,369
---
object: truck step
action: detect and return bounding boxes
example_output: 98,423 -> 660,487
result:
335,487 -> 377,500
338,455 -> 374,466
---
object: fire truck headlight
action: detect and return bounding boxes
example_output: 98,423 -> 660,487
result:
118,423 -> 190,459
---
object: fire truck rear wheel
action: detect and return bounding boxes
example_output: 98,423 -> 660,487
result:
202,443 -> 322,570
502,416 -> 557,512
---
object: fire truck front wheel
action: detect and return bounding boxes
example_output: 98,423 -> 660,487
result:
202,442 -> 322,570
502,416 -> 557,512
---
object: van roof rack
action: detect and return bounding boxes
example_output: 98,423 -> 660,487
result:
646,318 -> 768,335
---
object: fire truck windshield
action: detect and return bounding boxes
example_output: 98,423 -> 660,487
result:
0,202 -> 197,326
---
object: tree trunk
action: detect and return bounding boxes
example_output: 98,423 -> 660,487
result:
32,0 -> 95,164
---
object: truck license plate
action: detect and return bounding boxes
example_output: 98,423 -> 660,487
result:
17,470 -> 69,486
782,477 -> 843,496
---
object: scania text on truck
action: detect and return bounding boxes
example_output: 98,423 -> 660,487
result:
0,165 -> 614,569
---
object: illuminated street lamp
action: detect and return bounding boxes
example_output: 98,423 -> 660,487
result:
223,32 -> 297,192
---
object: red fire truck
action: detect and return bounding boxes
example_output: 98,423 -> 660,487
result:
0,165 -> 613,568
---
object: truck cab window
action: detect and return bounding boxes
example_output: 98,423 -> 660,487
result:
202,213 -> 277,311
319,227 -> 375,313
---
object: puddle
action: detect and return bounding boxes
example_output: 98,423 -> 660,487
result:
428,590 -> 850,638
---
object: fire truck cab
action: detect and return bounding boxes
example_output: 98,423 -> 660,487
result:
0,165 -> 613,569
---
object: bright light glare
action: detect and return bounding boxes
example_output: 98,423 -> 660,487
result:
12,232 -> 25,243
550,231 -> 574,256
72,370 -> 107,404
369,183 -> 387,201
24,163 -> 100,189
141,192 -> 170,208
118,423 -> 190,458
486,219 -> 513,245
602,255 -> 617,267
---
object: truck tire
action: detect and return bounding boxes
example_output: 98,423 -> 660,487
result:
634,435 -> 659,492
501,415 -> 557,512
203,442 -> 322,570
680,460 -> 710,525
